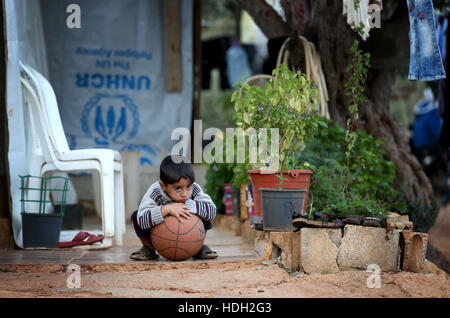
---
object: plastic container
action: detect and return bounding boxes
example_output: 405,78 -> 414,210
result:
260,188 -> 306,231
22,213 -> 63,248
248,169 -> 312,220
19,175 -> 69,248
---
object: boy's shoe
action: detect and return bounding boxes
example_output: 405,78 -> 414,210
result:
129,246 -> 160,261
193,244 -> 218,259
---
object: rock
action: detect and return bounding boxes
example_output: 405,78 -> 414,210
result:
387,221 -> 414,231
400,230 -> 428,273
424,260 -> 448,278
300,228 -> 341,274
254,231 -> 300,271
270,232 -> 300,271
385,213 -> 413,231
337,225 -> 400,272
254,231 -> 272,261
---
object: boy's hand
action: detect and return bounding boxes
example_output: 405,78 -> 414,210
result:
161,203 -> 192,223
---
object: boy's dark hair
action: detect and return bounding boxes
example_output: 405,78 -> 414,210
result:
160,155 -> 195,185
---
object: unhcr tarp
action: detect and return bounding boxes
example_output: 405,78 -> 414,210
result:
5,0 -> 193,247
40,0 -> 193,165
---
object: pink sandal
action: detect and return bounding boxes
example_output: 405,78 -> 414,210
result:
58,231 -> 104,248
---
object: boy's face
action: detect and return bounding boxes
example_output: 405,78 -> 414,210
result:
160,178 -> 193,203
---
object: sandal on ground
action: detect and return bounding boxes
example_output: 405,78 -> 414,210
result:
193,244 -> 218,259
58,231 -> 104,248
292,216 -> 344,229
129,246 -> 159,261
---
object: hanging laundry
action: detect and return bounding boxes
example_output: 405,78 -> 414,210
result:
412,88 -> 442,151
437,12 -> 448,118
406,0 -> 446,81
226,38 -> 252,87
436,14 -> 448,59
201,37 -> 231,90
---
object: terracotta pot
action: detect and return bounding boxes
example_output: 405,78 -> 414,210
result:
248,169 -> 313,219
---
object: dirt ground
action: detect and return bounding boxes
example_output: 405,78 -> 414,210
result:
0,260 -> 448,298
0,205 -> 449,299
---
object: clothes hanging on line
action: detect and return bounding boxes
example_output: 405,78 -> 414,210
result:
412,88 -> 442,150
406,0 -> 446,81
437,14 -> 448,59
437,11 -> 448,119
201,37 -> 231,90
226,41 -> 252,87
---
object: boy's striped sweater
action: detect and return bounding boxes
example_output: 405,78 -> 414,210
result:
136,181 -> 217,230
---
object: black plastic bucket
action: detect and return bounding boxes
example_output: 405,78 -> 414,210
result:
21,213 -> 63,248
260,188 -> 306,231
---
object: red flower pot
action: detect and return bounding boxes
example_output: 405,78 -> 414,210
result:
248,169 -> 313,219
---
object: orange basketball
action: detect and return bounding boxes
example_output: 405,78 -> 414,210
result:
150,214 -> 205,261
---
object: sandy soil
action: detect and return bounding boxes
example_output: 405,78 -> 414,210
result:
1,205 -> 448,299
0,260 -> 448,298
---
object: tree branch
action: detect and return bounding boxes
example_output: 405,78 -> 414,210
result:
236,0 -> 290,39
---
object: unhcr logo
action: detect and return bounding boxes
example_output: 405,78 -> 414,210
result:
81,93 -> 140,146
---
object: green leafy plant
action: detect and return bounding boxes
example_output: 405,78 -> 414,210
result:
295,121 -> 402,218
230,163 -> 251,189
232,64 -> 327,185
344,39 -> 371,195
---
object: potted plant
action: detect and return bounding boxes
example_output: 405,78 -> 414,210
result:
232,64 -> 327,230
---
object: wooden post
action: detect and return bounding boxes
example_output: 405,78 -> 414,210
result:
164,0 -> 182,92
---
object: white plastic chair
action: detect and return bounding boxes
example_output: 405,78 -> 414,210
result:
19,62 -> 126,247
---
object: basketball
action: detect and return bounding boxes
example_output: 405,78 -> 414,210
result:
150,214 -> 206,261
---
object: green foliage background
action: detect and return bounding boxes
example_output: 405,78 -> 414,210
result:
295,121 -> 404,218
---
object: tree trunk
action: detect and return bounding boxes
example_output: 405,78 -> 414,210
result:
238,0 -> 435,207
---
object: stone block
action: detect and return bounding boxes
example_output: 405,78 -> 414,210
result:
423,260 -> 448,278
254,231 -> 301,270
270,232 -> 300,270
254,236 -> 272,261
400,230 -> 428,273
337,225 -> 400,272
385,213 -> 413,231
300,228 -> 341,274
